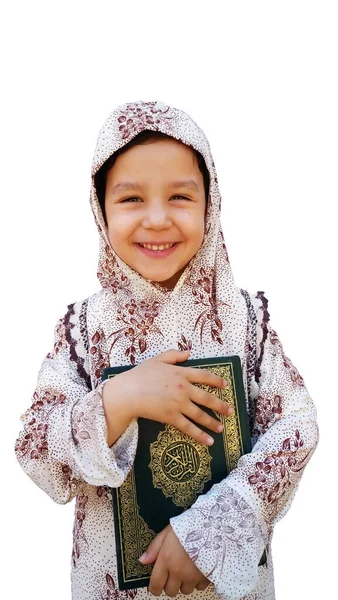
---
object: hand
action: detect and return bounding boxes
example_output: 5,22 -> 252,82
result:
106,349 -> 232,446
140,525 -> 210,597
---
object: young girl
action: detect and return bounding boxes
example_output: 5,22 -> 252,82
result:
15,101 -> 318,600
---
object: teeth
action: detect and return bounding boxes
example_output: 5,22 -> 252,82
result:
140,243 -> 175,251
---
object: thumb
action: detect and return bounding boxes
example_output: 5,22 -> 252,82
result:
139,525 -> 170,564
154,349 -> 190,365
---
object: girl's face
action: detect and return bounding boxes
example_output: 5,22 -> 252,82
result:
104,138 -> 206,289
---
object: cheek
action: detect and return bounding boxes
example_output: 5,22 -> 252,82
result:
106,213 -> 135,244
188,216 -> 205,246
178,208 -> 204,234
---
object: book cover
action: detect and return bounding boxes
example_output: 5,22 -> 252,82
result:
102,356 -> 252,589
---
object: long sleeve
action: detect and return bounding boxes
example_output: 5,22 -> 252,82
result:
15,299 -> 138,505
170,292 -> 319,600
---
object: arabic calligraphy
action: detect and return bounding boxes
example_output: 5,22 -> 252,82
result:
162,442 -> 200,482
149,425 -> 212,508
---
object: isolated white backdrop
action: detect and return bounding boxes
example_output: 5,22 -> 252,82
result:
1,1 -> 337,598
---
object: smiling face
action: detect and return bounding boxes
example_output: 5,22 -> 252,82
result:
103,137 -> 207,289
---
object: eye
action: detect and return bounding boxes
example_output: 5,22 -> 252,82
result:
171,195 -> 191,201
120,197 -> 142,203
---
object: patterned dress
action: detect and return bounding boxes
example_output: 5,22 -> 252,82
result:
15,101 -> 318,600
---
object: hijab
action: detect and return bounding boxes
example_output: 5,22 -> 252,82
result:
88,101 -> 253,405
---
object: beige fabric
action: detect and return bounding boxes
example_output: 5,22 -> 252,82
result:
15,101 -> 318,600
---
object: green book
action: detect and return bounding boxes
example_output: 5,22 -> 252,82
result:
102,356 -> 255,590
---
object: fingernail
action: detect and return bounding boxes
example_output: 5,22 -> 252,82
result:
139,552 -> 147,562
217,423 -> 223,432
207,436 -> 214,445
223,379 -> 228,387
228,406 -> 233,415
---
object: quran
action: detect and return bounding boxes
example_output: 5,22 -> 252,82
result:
102,356 -> 252,589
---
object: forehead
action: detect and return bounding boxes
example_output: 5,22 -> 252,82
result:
107,138 -> 202,182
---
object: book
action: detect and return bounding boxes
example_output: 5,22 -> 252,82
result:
102,356 -> 254,590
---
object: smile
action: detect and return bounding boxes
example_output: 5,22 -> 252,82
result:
136,242 -> 178,257
138,243 -> 176,251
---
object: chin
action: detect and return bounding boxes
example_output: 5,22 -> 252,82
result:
151,269 -> 186,289
143,273 -> 176,283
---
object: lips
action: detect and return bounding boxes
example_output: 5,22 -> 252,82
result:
136,242 -> 179,257
138,242 -> 177,251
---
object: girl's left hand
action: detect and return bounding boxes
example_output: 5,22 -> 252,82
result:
139,525 -> 210,597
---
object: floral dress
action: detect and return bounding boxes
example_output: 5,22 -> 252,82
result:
15,101 -> 318,600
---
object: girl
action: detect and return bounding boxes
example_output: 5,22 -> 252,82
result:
15,101 -> 318,600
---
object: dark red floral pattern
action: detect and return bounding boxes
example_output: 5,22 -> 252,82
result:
98,245 -> 131,293
90,328 -> 110,384
46,320 -> 68,359
15,390 -> 66,460
178,334 -> 193,352
219,230 -> 229,262
117,102 -> 174,140
61,465 -> 80,495
102,573 -> 137,600
270,329 -> 305,387
72,493 -> 89,568
248,431 -> 312,516
188,267 -> 229,345
97,486 -> 111,501
107,299 -> 163,365
15,421 -> 48,460
253,394 -> 283,436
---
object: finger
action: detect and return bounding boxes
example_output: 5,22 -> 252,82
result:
148,558 -> 169,596
196,578 -> 210,591
139,526 -> 170,564
164,576 -> 182,598
154,349 -> 190,365
180,581 -> 196,595
184,367 -> 227,390
173,415 -> 215,446
183,402 -> 224,434
190,384 -> 233,416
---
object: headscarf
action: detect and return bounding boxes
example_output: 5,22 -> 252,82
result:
88,101 -> 251,390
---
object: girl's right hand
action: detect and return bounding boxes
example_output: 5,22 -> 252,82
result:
105,349 -> 232,446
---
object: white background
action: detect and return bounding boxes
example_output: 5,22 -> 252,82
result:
1,1 -> 337,598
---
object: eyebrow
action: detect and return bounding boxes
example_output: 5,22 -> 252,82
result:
170,179 -> 199,191
110,182 -> 141,195
110,179 -> 200,195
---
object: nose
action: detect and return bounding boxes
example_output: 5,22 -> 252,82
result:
142,202 -> 172,230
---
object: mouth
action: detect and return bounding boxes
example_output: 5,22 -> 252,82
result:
138,242 -> 177,251
136,242 -> 179,257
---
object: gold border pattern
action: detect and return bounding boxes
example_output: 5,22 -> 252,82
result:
117,468 -> 154,581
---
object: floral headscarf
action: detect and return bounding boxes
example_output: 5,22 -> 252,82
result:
89,100 -> 250,385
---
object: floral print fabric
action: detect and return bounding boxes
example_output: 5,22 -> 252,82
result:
15,101 -> 318,600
